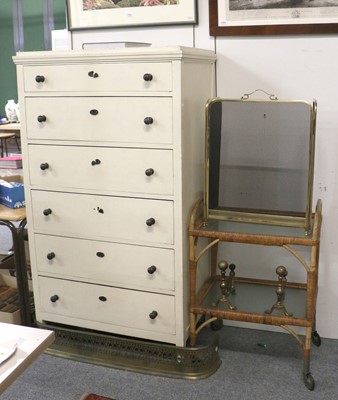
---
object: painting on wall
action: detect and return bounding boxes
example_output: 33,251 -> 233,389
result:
209,0 -> 338,36
67,0 -> 197,30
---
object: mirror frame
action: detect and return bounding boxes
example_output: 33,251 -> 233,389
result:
204,97 -> 317,234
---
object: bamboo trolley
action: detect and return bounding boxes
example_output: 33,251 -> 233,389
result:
189,198 -> 322,390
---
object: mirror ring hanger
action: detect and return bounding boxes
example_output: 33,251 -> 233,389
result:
241,89 -> 278,101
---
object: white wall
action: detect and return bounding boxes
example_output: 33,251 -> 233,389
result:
67,0 -> 338,340
214,35 -> 338,341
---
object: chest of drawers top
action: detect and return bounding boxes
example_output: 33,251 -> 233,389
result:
13,46 -> 216,94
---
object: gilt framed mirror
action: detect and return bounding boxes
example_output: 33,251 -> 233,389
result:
204,95 -> 317,233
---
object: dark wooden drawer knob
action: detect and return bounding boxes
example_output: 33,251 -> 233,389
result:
37,115 -> 47,123
145,168 -> 154,177
91,159 -> 101,166
146,218 -> 156,227
47,252 -> 55,260
143,73 -> 153,82
35,75 -> 45,83
149,310 -> 158,320
40,163 -> 49,170
147,265 -> 157,274
50,295 -> 59,303
144,117 -> 154,125
99,296 -> 107,302
88,71 -> 99,78
43,208 -> 52,216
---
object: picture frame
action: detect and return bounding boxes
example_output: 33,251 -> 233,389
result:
66,0 -> 198,31
209,0 -> 338,36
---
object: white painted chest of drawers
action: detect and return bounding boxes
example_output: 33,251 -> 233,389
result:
14,46 -> 216,346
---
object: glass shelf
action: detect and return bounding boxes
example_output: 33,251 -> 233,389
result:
199,279 -> 307,321
197,218 -> 314,240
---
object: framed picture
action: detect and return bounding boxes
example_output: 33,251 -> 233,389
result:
209,0 -> 338,36
67,0 -> 198,30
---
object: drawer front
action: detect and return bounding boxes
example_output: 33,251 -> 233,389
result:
37,276 -> 176,334
31,190 -> 174,245
35,234 -> 175,291
25,97 -> 173,144
29,145 -> 173,195
23,63 -> 172,92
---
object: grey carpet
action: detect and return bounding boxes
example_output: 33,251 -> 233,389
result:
1,326 -> 337,400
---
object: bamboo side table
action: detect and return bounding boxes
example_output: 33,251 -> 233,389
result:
189,198 -> 322,390
0,204 -> 31,326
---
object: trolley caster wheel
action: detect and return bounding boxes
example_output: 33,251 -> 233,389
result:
311,330 -> 321,347
303,372 -> 315,391
210,319 -> 223,331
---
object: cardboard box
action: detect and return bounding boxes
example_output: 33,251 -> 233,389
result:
0,175 -> 25,209
0,251 -> 32,285
0,273 -> 21,324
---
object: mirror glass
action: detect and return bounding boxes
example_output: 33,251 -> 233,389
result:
205,98 -> 316,231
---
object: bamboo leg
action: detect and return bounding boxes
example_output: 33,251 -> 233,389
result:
189,256 -> 198,347
303,326 -> 315,390
189,311 -> 197,347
